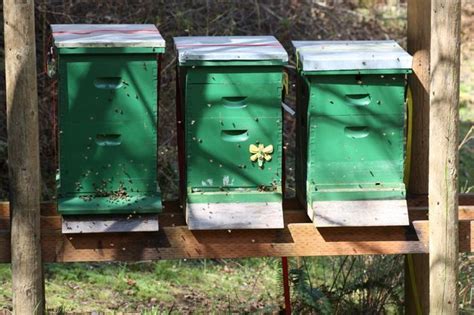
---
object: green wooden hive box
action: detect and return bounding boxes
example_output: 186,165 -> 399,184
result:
293,40 -> 413,227
174,36 -> 288,230
52,24 -> 165,230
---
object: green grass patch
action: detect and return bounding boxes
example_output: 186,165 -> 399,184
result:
1,259 -> 283,313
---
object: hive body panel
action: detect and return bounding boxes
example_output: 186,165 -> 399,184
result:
183,67 -> 283,208
175,36 -> 288,229
53,24 -> 164,216
307,74 -> 407,202
293,40 -> 412,227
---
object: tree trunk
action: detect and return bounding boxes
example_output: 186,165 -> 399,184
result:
3,0 -> 44,313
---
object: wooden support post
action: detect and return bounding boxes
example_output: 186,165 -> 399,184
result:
429,0 -> 461,313
406,0 -> 431,313
3,0 -> 44,314
407,0 -> 430,194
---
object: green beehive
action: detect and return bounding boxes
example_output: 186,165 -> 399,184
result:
174,36 -> 288,230
52,24 -> 165,219
293,40 -> 412,227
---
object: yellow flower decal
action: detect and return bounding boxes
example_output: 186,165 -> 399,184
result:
249,143 -> 273,168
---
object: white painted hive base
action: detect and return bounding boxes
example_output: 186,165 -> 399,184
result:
62,214 -> 159,234
186,202 -> 284,230
310,199 -> 409,227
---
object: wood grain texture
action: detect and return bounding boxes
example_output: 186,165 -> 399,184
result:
186,202 -> 284,229
311,199 -> 409,227
62,214 -> 159,234
3,0 -> 44,313
429,0 -> 462,313
0,197 -> 472,263
406,1 -> 431,313
407,0 -> 431,195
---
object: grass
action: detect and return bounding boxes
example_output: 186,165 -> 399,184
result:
0,259 -> 282,313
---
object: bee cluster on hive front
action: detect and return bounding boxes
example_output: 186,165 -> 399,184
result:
51,24 -> 165,232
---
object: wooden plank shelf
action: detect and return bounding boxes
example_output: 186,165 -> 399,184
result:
0,195 -> 473,263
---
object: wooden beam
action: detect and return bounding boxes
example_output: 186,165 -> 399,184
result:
406,0 -> 431,313
0,197 -> 472,263
3,0 -> 44,314
407,0 -> 430,196
429,0 -> 461,313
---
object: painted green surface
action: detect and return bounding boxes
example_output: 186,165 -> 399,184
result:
57,53 -> 162,214
185,84 -> 281,119
58,194 -> 162,214
298,72 -> 407,204
185,67 -> 284,85
187,191 -> 282,204
181,64 -> 284,204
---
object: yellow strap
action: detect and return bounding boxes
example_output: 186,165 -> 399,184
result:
404,87 -> 414,186
407,254 -> 423,315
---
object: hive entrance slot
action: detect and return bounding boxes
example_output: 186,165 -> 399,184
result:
95,134 -> 122,146
344,126 -> 369,138
94,77 -> 123,89
220,130 -> 249,142
345,93 -> 371,106
222,96 -> 247,108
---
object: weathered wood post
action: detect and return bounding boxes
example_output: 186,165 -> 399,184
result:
3,0 -> 45,313
406,0 -> 431,313
429,0 -> 461,313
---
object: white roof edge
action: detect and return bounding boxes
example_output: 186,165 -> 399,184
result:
173,36 -> 288,63
51,24 -> 165,48
292,40 -> 412,71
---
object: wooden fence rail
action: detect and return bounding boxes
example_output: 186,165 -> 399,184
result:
0,195 -> 472,263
